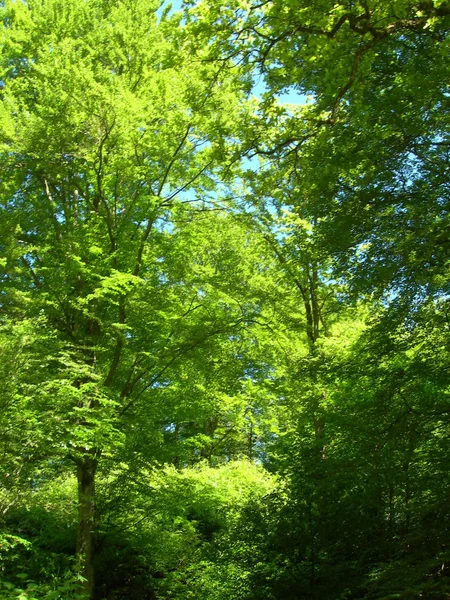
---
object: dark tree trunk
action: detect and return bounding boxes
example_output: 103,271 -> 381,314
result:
76,455 -> 98,599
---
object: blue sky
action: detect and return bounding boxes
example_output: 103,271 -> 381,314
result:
252,79 -> 307,105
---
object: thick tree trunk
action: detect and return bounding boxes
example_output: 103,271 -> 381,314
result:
76,456 -> 98,599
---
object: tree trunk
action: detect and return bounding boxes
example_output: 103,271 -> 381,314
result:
76,456 -> 98,599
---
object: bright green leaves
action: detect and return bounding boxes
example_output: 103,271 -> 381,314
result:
2,0 -> 450,599
96,459 -> 278,599
195,0 -> 450,309
0,2 -> 256,595
78,271 -> 141,307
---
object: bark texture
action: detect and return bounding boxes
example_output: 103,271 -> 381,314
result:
76,456 -> 98,599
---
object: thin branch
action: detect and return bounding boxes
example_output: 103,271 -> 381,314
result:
119,321 -> 246,415
104,297 -> 126,387
157,124 -> 193,197
20,256 -> 41,288
161,159 -> 215,205
42,177 -> 62,242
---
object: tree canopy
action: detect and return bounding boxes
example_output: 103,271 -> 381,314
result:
1,0 -> 450,599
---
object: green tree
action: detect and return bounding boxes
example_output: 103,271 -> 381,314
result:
190,0 -> 450,304
0,0 -> 251,595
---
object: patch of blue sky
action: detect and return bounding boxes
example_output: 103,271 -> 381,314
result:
251,72 -> 311,107
253,79 -> 308,106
